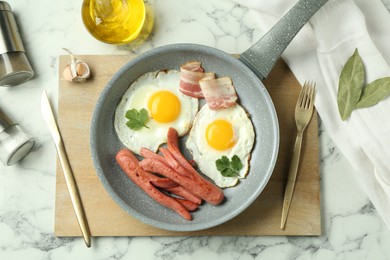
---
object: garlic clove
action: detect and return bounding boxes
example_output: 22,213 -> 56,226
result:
70,60 -> 91,82
76,62 -> 88,76
62,48 -> 91,82
63,61 -> 91,82
63,64 -> 74,81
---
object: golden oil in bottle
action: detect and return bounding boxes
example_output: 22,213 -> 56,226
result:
120,3 -> 154,49
82,0 -> 146,45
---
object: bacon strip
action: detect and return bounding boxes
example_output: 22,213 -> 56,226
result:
179,60 -> 238,109
199,77 -> 238,110
179,61 -> 215,98
181,61 -> 204,73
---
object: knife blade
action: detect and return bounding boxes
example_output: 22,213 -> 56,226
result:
41,90 -> 91,247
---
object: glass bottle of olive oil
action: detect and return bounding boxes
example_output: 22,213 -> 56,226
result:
81,0 -> 146,44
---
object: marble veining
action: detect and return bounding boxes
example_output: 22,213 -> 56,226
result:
1,0 -> 390,259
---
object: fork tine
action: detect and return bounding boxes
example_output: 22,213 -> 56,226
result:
309,82 -> 316,108
305,81 -> 315,109
303,81 -> 315,109
300,81 -> 310,109
297,82 -> 307,108
303,83 -> 310,109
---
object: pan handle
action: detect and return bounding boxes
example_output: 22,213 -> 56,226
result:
239,0 -> 328,80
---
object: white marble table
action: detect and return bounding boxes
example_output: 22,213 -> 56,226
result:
1,0 -> 390,259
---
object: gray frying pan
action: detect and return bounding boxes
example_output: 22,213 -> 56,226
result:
90,0 -> 328,231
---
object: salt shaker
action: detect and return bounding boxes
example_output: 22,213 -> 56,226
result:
0,108 -> 34,165
0,1 -> 34,86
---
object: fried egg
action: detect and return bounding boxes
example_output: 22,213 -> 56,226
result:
115,70 -> 199,155
186,104 -> 255,188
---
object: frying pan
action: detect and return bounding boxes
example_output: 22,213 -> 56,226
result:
90,0 -> 328,231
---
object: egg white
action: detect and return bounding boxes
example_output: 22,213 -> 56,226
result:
186,104 -> 255,188
114,70 -> 199,155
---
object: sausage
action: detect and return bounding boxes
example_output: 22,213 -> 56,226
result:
166,128 -> 224,205
138,168 -> 192,220
174,198 -> 199,211
140,158 -> 223,205
116,148 -> 192,220
140,147 -> 168,165
150,178 -> 178,189
159,147 -> 192,178
142,148 -> 202,203
165,186 -> 202,205
116,148 -> 139,173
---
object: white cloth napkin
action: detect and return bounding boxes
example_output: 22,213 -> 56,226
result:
234,0 -> 390,229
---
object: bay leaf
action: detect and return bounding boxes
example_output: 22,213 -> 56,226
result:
356,77 -> 390,109
337,49 -> 365,121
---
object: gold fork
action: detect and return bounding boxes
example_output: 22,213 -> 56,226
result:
280,81 -> 316,230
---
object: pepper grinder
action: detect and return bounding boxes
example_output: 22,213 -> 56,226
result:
0,108 -> 34,165
0,1 -> 34,86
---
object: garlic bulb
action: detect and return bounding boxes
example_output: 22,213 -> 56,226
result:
62,48 -> 91,82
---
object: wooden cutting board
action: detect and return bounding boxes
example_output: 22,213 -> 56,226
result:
55,55 -> 320,237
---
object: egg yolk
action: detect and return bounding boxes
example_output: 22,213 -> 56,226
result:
205,119 -> 236,151
148,90 -> 181,123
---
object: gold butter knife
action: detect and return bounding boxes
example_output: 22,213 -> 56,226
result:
41,90 -> 91,247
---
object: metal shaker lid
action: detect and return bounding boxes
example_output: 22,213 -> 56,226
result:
0,109 -> 34,165
0,1 -> 25,54
0,124 -> 34,165
0,2 -> 11,11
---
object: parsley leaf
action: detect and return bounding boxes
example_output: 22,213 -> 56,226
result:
215,155 -> 243,177
125,108 -> 150,130
231,155 -> 243,172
